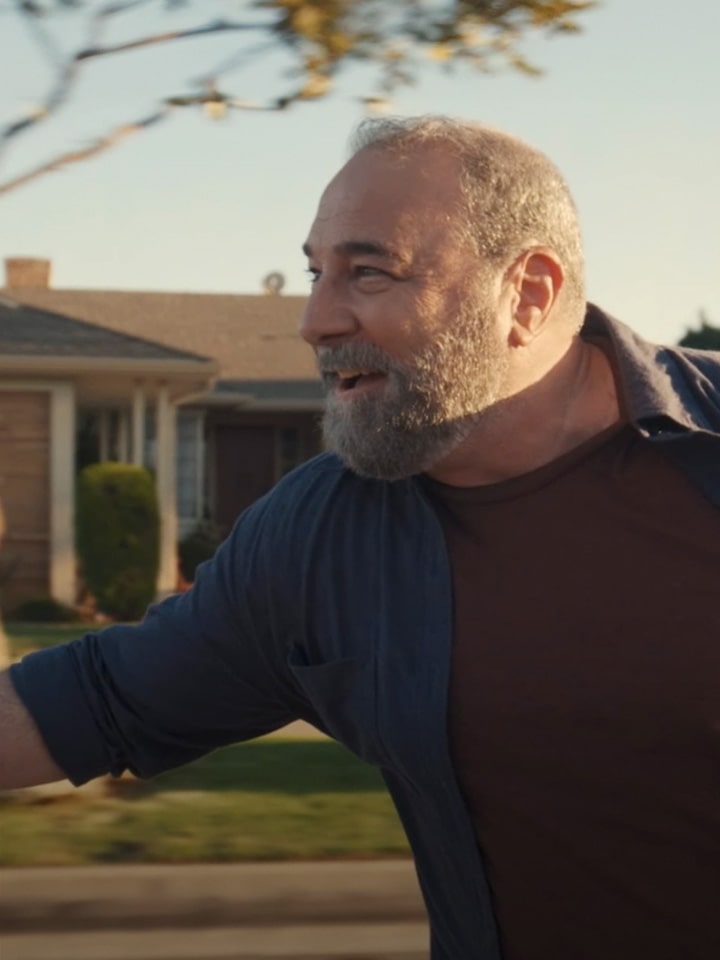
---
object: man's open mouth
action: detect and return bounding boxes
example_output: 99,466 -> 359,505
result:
333,369 -> 386,392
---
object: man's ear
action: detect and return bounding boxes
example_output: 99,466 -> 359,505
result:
506,249 -> 564,347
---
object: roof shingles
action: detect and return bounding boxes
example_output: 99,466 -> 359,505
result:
2,289 -> 317,380
0,297 -> 214,363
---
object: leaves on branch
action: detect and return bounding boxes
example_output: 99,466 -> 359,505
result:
1,0 -> 597,195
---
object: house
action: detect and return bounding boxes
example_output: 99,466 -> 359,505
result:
0,257 -> 322,612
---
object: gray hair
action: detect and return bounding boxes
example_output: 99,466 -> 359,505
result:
349,115 -> 586,320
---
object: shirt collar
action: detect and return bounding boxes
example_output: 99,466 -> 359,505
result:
582,303 -> 713,435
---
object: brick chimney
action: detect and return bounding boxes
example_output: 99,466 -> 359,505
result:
4,257 -> 52,289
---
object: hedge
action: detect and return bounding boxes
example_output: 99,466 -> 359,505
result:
76,462 -> 160,621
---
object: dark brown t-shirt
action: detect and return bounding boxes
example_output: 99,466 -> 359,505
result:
425,426 -> 720,960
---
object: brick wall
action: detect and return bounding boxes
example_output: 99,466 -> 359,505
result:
0,391 -> 51,610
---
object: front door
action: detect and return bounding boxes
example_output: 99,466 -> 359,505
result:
213,424 -> 276,535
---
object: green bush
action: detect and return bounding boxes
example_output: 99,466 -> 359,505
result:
76,462 -> 159,621
178,522 -> 222,584
10,595 -> 81,623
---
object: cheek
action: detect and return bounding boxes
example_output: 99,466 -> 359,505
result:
352,292 -> 421,355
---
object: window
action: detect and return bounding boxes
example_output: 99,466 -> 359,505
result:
276,426 -> 303,479
177,410 -> 205,521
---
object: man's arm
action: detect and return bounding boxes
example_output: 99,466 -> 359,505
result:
0,669 -> 66,789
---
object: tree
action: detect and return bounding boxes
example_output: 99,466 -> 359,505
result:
1,0 -> 596,196
678,310 -> 720,351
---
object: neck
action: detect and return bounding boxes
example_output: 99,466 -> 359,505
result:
426,336 -> 620,487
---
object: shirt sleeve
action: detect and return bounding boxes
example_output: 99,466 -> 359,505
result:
9,495 -> 300,785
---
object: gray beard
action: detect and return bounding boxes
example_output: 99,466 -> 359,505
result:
318,306 -> 508,481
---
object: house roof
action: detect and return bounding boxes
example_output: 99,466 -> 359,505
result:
0,295 -> 215,365
3,288 -> 317,382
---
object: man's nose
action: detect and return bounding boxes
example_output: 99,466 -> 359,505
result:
299,280 -> 358,347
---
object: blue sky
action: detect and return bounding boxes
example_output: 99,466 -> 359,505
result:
0,0 -> 718,346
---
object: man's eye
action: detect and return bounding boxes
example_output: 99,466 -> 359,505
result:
306,267 -> 321,284
354,266 -> 383,278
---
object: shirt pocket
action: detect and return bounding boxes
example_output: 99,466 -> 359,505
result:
287,647 -> 384,766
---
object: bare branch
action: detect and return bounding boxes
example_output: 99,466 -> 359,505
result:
96,0 -> 160,17
0,0 -> 597,196
14,0 -> 64,69
0,56 -> 80,148
0,0 -> 172,160
75,18 -> 270,61
0,2 -> 105,162
0,86 -> 305,196
0,8 -> 271,162
0,106 -> 169,196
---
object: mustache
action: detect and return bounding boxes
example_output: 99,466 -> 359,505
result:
316,342 -> 396,376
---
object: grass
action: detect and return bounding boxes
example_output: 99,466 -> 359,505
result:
5,621 -> 93,657
1,624 -> 410,867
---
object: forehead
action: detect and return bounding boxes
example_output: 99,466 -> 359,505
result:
307,146 -> 466,256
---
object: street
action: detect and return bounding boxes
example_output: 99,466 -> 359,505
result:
0,861 -> 428,959
0,921 -> 428,959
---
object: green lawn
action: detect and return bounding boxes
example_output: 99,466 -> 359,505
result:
2,624 -> 410,867
6,621 -> 94,657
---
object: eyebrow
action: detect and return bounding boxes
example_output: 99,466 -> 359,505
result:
302,240 -> 409,265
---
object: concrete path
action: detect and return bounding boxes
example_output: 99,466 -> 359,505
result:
0,860 -> 428,959
0,922 -> 428,959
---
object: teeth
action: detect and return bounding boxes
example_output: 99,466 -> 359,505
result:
337,369 -> 371,379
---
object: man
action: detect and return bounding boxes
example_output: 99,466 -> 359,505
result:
2,116 -> 720,959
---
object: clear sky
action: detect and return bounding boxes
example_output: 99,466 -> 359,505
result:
0,0 -> 718,346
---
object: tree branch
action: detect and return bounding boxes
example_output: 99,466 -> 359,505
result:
0,106 -> 168,196
0,0 -> 598,195
0,8 -> 272,163
14,0 -> 65,70
0,2 -> 106,161
96,0 -> 161,17
75,18 -> 270,61
0,89 -> 302,196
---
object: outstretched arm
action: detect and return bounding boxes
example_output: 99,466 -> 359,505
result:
0,670 -> 65,789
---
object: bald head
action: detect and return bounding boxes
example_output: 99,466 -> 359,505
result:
348,115 -> 586,324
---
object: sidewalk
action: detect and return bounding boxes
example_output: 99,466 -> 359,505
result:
0,860 -> 426,934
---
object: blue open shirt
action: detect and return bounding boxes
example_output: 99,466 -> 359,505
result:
12,305 -> 720,959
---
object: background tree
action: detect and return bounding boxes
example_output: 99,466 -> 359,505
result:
1,0 -> 596,196
678,310 -> 720,351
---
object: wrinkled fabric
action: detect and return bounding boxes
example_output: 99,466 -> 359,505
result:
11,306 -> 720,959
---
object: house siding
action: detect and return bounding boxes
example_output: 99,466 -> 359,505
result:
0,390 -> 51,609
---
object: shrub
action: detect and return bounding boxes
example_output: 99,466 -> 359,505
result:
10,595 -> 81,623
76,462 -> 159,621
178,522 -> 222,584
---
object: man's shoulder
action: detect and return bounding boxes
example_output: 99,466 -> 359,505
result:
588,304 -> 720,376
585,305 -> 720,429
666,342 -> 720,374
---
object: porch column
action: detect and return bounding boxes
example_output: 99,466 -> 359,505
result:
155,383 -> 178,597
117,412 -> 129,463
131,383 -> 146,467
98,410 -> 110,461
49,383 -> 76,605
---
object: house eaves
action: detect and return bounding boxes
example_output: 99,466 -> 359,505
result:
179,378 -> 324,412
0,354 -> 219,377
3,288 -> 316,381
0,297 -> 219,373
